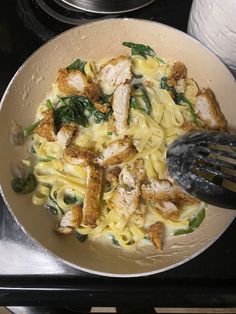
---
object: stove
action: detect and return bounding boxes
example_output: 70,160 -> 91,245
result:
1,0 -> 236,313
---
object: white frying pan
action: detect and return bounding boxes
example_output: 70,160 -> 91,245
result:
0,19 -> 235,277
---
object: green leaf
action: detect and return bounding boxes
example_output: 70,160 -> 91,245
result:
46,99 -> 54,110
66,58 -> 86,72
174,208 -> 205,235
107,131 -> 113,136
23,120 -> 41,136
11,174 -> 37,194
132,84 -> 152,114
130,96 -> 146,112
75,231 -> 88,243
46,195 -> 64,215
176,93 -> 198,124
47,206 -> 58,215
111,235 -> 120,246
123,42 -> 165,63
64,195 -> 83,205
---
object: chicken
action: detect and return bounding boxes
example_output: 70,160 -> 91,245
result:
56,68 -> 101,102
82,165 -> 103,228
147,221 -> 165,250
57,123 -> 77,148
141,180 -> 198,206
130,204 -> 147,227
112,83 -> 130,135
56,204 -> 83,235
121,159 -> 146,188
105,165 -> 121,186
108,185 -> 140,219
98,56 -> 132,87
155,201 -> 180,221
97,137 -> 137,167
181,121 -> 199,132
34,109 -> 56,142
64,145 -> 97,166
168,61 -> 187,85
94,102 -> 110,113
195,88 -> 227,130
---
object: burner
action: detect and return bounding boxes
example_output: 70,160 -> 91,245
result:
57,0 -> 155,14
17,0 -> 158,43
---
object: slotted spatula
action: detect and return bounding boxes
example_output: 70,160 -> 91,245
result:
167,131 -> 236,209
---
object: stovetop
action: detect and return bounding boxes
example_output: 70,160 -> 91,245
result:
1,0 -> 236,311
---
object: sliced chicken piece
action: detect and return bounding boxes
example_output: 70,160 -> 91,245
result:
97,137 -> 137,167
195,88 -> 227,130
57,123 -> 77,148
98,56 -> 132,87
82,165 -> 103,228
64,145 -> 97,166
141,180 -> 198,206
112,83 -> 130,135
147,221 -> 165,250
181,121 -> 199,132
56,204 -> 83,235
57,68 -> 101,102
94,102 -> 110,113
121,159 -> 146,188
34,109 -> 56,142
105,165 -> 121,185
168,61 -> 187,85
155,201 -> 180,221
130,204 -> 147,227
108,185 -> 140,219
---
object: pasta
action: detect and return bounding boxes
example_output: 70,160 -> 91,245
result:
11,42 -> 227,251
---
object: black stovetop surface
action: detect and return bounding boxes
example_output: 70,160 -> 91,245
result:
1,0 -> 236,310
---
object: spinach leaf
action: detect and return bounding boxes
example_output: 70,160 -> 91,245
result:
64,195 -> 83,206
98,94 -> 112,104
174,208 -> 205,235
46,195 -> 64,215
176,93 -> 198,124
55,95 -> 112,128
111,235 -> 120,246
133,84 -> 152,114
46,99 -> 54,110
130,96 -> 146,112
11,174 -> 37,194
122,42 -> 165,63
75,231 -> 88,243
66,58 -> 86,72
23,120 -> 41,136
160,77 -> 198,124
160,76 -> 177,96
54,96 -> 89,129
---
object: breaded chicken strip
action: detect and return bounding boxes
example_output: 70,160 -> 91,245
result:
195,88 -> 227,130
97,137 -> 137,167
112,83 -> 130,135
147,221 -> 165,250
121,159 -> 146,188
57,68 -> 101,102
34,109 -> 56,142
168,61 -> 187,93
57,123 -> 77,148
64,145 -> 97,166
108,185 -> 140,219
105,165 -> 121,186
98,56 -> 132,87
56,204 -> 83,235
155,201 -> 180,221
82,165 -> 102,228
141,180 -> 198,206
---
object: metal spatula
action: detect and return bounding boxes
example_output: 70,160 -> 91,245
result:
167,131 -> 236,209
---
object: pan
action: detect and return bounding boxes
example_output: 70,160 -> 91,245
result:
0,19 -> 235,277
